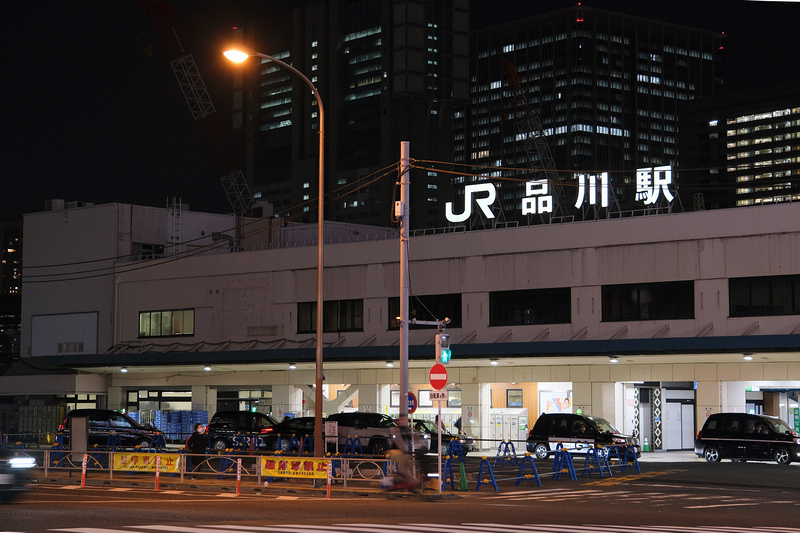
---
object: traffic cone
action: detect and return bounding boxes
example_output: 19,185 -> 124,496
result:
458,461 -> 469,491
643,436 -> 650,452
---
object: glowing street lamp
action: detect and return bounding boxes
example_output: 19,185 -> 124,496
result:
225,47 -> 326,457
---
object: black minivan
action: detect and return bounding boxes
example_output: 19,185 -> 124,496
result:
526,413 -> 639,459
205,411 -> 278,451
57,409 -> 161,449
694,412 -> 800,464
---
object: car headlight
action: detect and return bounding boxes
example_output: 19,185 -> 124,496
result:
10,456 -> 36,469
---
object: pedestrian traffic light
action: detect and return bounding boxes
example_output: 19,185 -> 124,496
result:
435,332 -> 451,364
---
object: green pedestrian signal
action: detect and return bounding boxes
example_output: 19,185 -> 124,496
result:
435,332 -> 452,364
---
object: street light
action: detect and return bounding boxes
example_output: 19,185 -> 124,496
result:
225,47 -> 326,457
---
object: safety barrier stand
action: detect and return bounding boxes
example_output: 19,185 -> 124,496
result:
342,436 -> 363,456
493,440 -> 518,468
441,455 -> 457,491
329,457 -> 344,485
89,444 -> 106,469
551,444 -> 577,481
447,440 -> 466,462
287,436 -> 301,453
618,445 -> 642,474
216,450 -> 238,479
514,453 -> 542,487
476,456 -> 499,491
148,434 -> 167,453
299,435 -> 314,455
581,445 -> 611,478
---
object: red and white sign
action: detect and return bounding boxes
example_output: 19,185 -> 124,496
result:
429,363 -> 448,390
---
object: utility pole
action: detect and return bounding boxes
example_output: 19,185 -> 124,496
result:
398,141 -> 410,427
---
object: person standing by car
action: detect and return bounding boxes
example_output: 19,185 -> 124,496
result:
185,423 -> 207,478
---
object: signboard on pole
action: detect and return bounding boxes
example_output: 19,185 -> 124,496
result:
429,363 -> 448,390
429,390 -> 448,402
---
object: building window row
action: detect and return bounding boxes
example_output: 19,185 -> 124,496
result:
284,276 -> 800,334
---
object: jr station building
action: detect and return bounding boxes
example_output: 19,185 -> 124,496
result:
8,190 -> 800,451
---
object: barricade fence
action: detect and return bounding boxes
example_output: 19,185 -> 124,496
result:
7,438 -> 642,495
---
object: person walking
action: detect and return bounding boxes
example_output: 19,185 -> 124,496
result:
185,423 -> 207,478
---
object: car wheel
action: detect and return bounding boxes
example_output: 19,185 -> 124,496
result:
774,447 -> 792,465
136,438 -> 151,449
211,438 -> 228,452
533,443 -> 549,460
704,446 -> 721,462
370,439 -> 388,456
440,444 -> 449,456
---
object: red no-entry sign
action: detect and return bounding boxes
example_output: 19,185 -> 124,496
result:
429,363 -> 448,390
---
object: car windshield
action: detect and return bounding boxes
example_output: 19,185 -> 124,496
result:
375,414 -> 397,428
416,420 -> 436,433
765,417 -> 794,435
587,416 -> 621,434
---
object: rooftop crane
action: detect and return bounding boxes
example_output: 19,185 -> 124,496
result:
501,59 -> 570,223
139,0 -> 254,243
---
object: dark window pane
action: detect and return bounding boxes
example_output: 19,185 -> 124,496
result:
602,281 -> 694,321
729,275 -> 800,316
489,288 -> 571,326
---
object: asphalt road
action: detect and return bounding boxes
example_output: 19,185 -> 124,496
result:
4,455 -> 799,533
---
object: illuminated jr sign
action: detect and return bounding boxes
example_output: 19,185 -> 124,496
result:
444,166 -> 675,223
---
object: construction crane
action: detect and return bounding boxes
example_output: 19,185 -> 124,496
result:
502,60 -> 570,223
139,0 -> 254,243
502,59 -> 621,222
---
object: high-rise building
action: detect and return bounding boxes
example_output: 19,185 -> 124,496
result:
0,222 -> 21,374
679,81 -> 800,210
236,0 -> 470,230
457,5 -> 723,224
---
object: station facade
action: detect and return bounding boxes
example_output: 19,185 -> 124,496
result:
9,201 -> 800,450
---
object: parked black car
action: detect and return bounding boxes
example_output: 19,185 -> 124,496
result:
412,419 -> 473,456
0,448 -> 35,504
206,410 -> 279,451
526,413 -> 640,459
266,416 -> 317,452
694,412 -> 800,464
57,409 -> 161,449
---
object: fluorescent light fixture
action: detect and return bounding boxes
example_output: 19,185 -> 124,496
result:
289,363 -> 297,370
386,361 -> 394,368
609,356 -> 619,364
203,365 -> 212,371
743,353 -> 754,361
120,367 -> 128,373
490,359 -> 499,366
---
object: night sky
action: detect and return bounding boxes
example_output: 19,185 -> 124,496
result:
3,0 -> 798,223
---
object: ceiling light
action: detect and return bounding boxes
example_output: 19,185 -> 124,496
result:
743,353 -> 753,361
203,365 -> 212,371
385,361 -> 394,368
120,367 -> 128,373
609,356 -> 619,364
490,359 -> 499,366
289,363 -> 297,370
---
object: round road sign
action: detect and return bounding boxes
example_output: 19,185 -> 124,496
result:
429,363 -> 448,390
408,392 -> 418,414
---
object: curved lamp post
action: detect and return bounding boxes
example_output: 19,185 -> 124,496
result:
225,48 -> 325,457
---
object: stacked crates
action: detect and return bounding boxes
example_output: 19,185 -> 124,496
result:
18,405 -> 65,444
129,410 -> 208,443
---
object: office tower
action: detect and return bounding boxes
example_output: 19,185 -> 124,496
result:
236,0 -> 470,230
679,82 -> 800,210
459,5 -> 723,224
